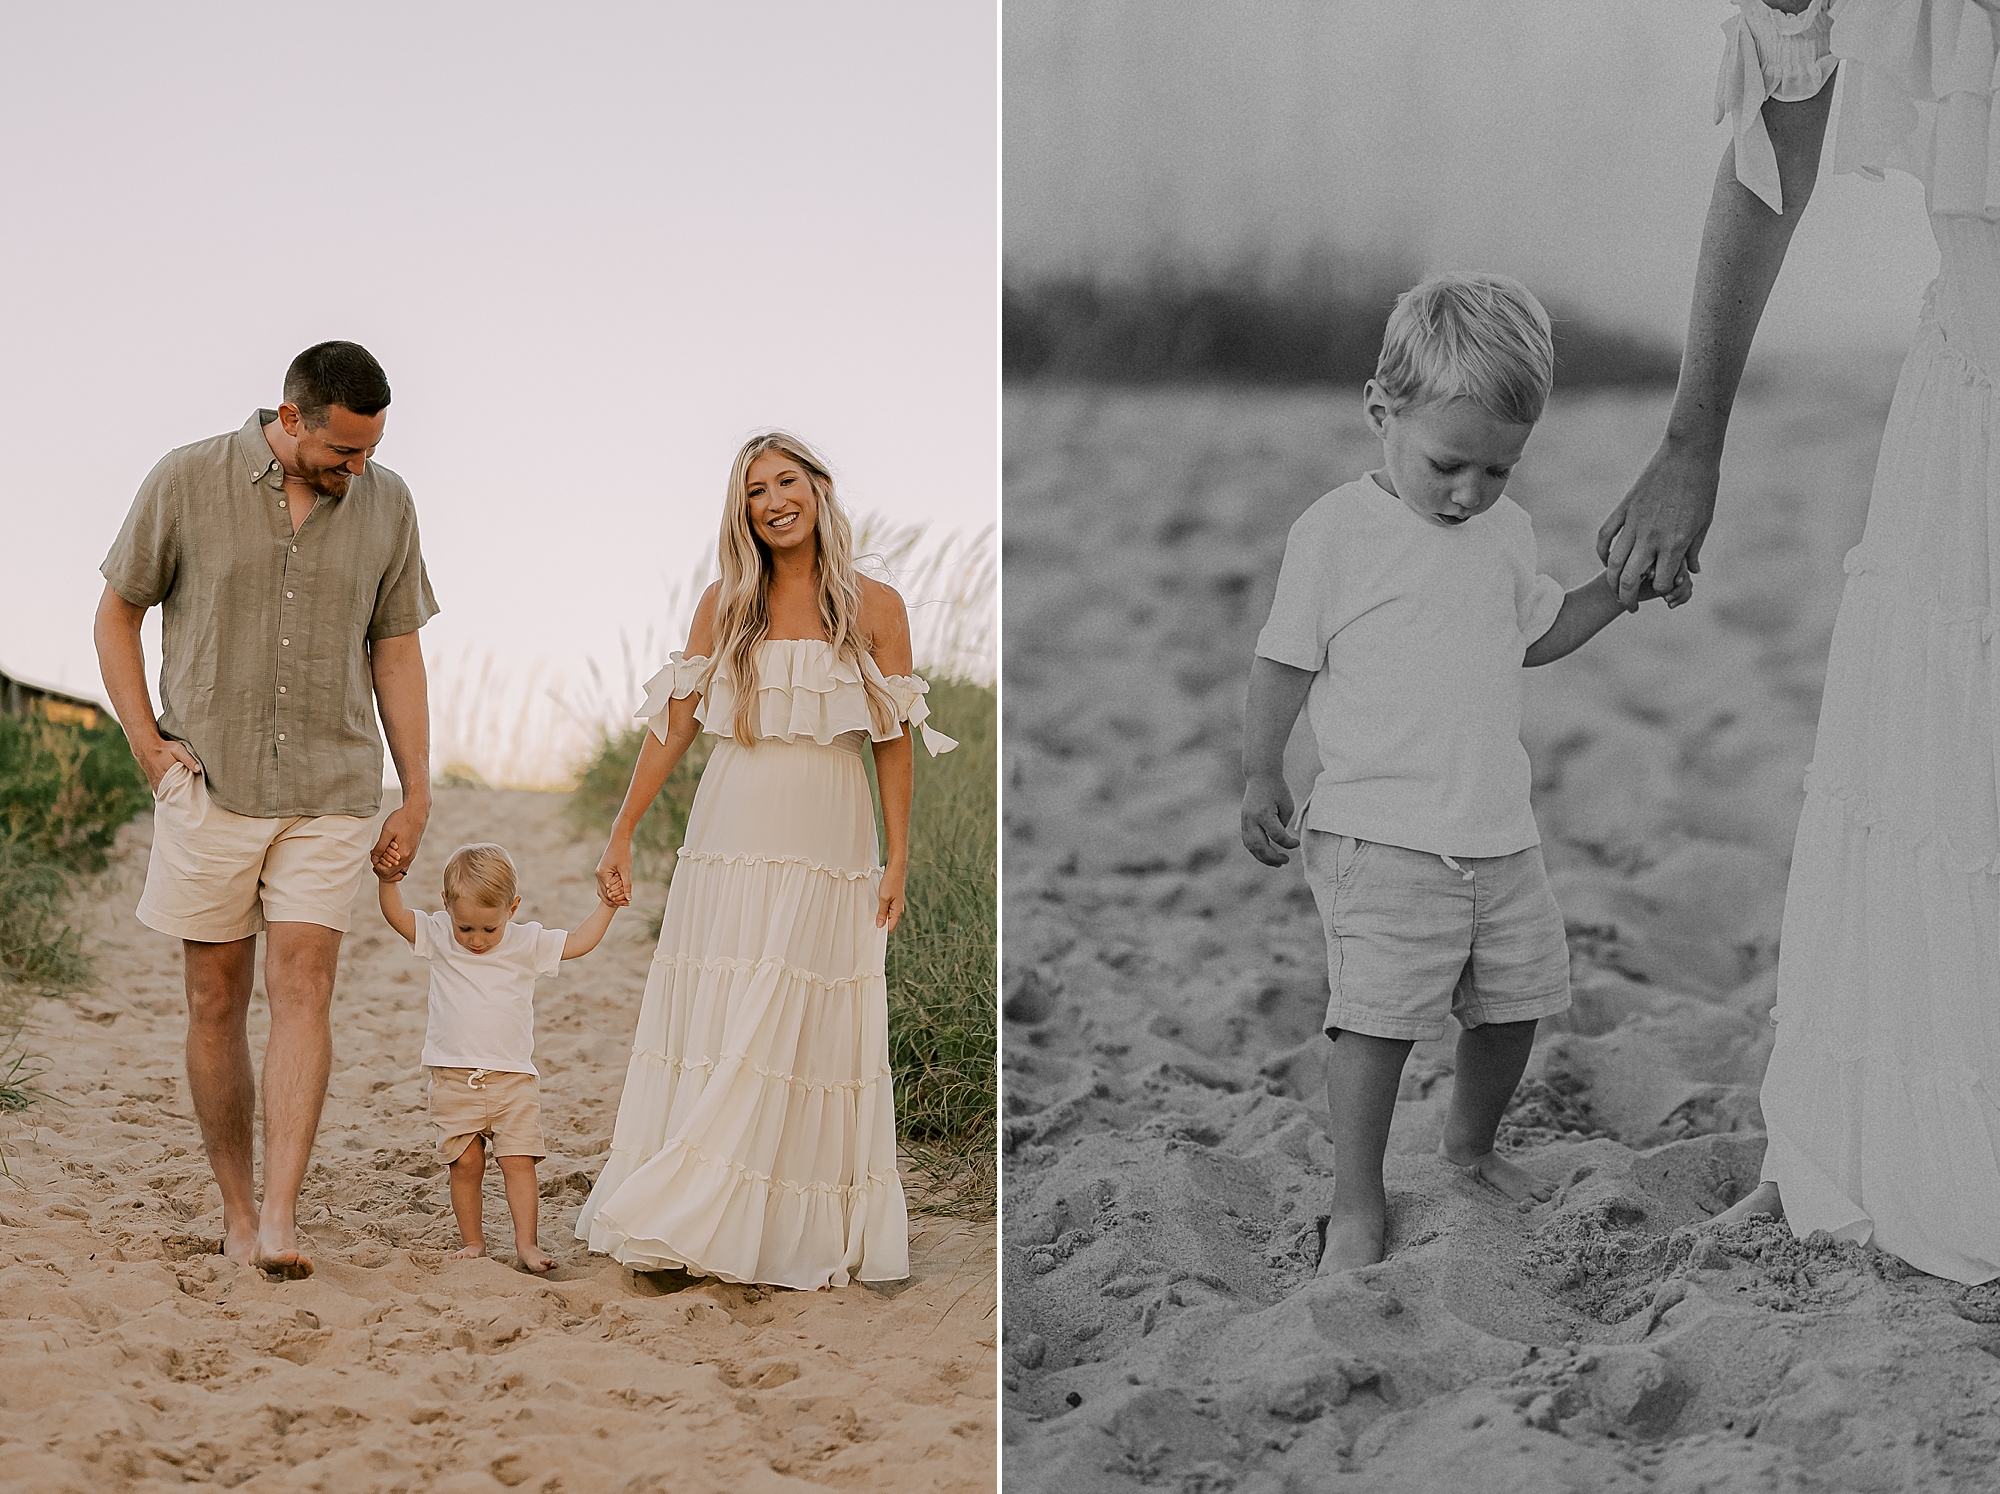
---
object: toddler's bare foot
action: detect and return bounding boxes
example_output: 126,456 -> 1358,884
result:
517,1243 -> 555,1273
452,1242 -> 486,1260
1317,1196 -> 1387,1275
1439,1143 -> 1555,1205
1704,1179 -> 1782,1227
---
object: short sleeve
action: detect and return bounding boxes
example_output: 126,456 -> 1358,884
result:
1255,519 -> 1336,671
1716,0 -> 1838,212
531,924 -> 567,976
635,653 -> 711,744
368,488 -> 440,640
411,910 -> 440,962
101,454 -> 180,607
1519,573 -> 1567,646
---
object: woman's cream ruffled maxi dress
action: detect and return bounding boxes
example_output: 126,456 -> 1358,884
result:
575,640 -> 955,1289
1725,0 -> 2000,1283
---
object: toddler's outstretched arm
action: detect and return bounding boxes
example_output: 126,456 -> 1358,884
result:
1241,656 -> 1314,866
378,876 -> 418,945
1524,568 -> 1686,668
561,897 -> 618,960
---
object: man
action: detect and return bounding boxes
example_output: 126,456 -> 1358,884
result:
95,341 -> 436,1277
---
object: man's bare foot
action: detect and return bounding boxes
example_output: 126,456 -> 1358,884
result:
517,1243 -> 555,1273
1705,1179 -> 1782,1227
1438,1143 -> 1555,1205
1317,1198 -> 1387,1276
254,1225 -> 314,1279
452,1242 -> 486,1260
221,1221 -> 258,1268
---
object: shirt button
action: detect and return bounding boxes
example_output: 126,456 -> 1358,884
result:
278,733 -> 286,741
281,638 -> 290,646
279,686 -> 287,694
286,591 -> 293,598
291,545 -> 298,552
279,501 -> 287,509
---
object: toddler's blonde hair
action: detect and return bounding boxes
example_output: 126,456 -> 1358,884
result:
442,843 -> 517,908
1374,271 -> 1555,426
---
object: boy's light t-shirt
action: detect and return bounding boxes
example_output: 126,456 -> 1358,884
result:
413,910 -> 568,1075
1255,475 -> 1566,858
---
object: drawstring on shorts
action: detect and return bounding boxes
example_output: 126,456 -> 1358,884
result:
467,1068 -> 489,1089
1439,854 -> 1475,882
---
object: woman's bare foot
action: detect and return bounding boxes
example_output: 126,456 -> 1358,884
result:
452,1242 -> 487,1260
1705,1179 -> 1782,1227
254,1226 -> 314,1280
517,1243 -> 555,1273
1317,1193 -> 1388,1275
1438,1143 -> 1556,1205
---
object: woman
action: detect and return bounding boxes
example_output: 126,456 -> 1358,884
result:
577,431 -> 955,1290
1600,0 -> 2000,1283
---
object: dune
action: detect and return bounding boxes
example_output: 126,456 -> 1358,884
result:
0,787 -> 994,1494
1001,369 -> 2000,1492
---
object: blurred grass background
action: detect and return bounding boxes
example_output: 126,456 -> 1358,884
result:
1,713 -> 149,1116
1004,256 -> 1681,389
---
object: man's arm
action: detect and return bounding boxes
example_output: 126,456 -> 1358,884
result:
369,631 -> 431,881
561,898 -> 617,960
93,583 -> 199,789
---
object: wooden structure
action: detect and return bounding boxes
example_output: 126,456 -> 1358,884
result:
1,660 -> 104,729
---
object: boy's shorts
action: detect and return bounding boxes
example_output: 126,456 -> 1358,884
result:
137,762 -> 376,942
1303,831 -> 1570,1042
428,1067 -> 546,1163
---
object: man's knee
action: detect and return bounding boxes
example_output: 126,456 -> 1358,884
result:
183,938 -> 255,1025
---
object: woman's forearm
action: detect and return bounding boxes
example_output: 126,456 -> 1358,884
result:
874,733 -> 914,869
612,705 -> 698,838
1667,82 -> 1836,457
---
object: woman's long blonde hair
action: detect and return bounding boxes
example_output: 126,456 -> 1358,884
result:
706,430 -> 898,746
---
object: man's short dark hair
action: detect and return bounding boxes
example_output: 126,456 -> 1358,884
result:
284,341 -> 392,427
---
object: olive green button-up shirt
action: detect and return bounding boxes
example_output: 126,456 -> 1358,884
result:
102,410 -> 439,819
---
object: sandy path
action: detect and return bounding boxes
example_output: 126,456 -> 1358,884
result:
0,787 -> 994,1494
1001,370 -> 2000,1492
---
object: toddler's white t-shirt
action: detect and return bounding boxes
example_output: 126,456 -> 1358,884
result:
413,911 -> 568,1075
1255,475 -> 1566,858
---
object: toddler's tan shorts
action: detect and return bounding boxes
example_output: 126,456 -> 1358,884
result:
1303,831 -> 1571,1043
136,762 -> 376,942
427,1067 -> 546,1162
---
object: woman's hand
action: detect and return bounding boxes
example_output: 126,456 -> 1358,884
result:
876,862 -> 907,934
596,835 -> 634,909
1597,439 -> 1722,609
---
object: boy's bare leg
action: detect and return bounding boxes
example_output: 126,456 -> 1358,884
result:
254,922 -> 340,1277
182,936 -> 260,1267
449,1137 -> 488,1258
1438,1018 -> 1555,1204
498,1155 -> 554,1272
1322,1031 -> 1415,1273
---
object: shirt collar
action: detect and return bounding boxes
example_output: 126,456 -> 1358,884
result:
236,409 -> 283,486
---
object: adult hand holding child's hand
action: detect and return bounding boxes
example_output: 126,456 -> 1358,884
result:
596,838 -> 633,908
1597,439 -> 1721,610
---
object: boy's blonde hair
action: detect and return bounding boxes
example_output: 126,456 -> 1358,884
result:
442,843 -> 516,908
1374,271 -> 1555,426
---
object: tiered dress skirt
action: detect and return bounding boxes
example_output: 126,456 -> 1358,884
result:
576,725 -> 909,1289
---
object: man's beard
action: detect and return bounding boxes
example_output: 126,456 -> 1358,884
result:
301,464 -> 353,498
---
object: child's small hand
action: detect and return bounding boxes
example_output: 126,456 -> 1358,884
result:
1241,778 -> 1300,867
1619,564 -> 1695,610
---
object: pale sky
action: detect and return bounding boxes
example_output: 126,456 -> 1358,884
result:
1005,0 -> 1936,353
1,3 -> 997,768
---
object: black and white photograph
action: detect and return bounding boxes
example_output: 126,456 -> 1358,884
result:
1001,2 -> 2000,1488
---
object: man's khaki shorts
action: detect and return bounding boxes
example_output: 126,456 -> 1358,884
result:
136,762 -> 376,943
428,1067 -> 546,1163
